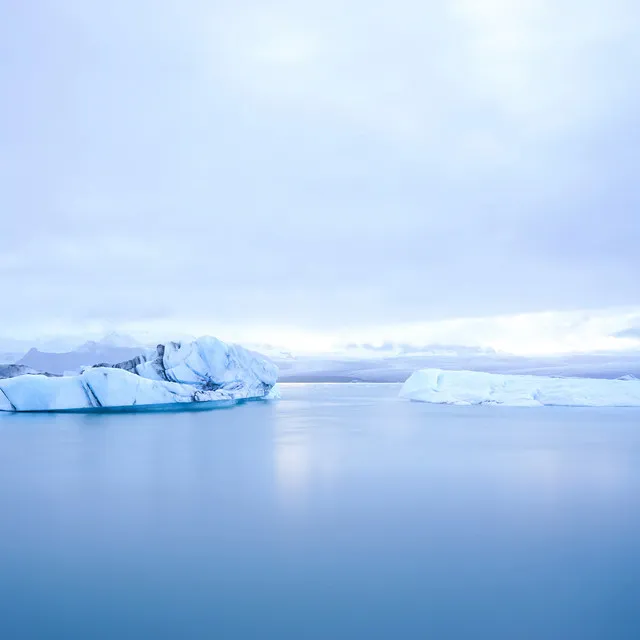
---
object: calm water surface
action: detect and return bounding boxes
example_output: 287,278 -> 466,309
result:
1,383 -> 640,639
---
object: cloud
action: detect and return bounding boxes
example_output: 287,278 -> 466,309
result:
328,306 -> 640,356
612,320 -> 640,340
1,0 -> 639,345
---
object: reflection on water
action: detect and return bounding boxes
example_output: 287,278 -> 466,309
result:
274,405 -> 310,502
1,383 -> 640,639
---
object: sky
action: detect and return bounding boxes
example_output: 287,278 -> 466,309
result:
1,0 -> 639,354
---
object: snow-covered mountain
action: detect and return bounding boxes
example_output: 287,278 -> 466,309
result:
4,333 -> 640,383
16,344 -> 148,376
13,332 -> 151,375
271,348 -> 640,382
0,364 -> 42,379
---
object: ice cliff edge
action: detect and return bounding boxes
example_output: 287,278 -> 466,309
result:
400,368 -> 640,407
0,336 -> 278,412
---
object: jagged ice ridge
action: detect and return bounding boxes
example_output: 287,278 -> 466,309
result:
0,337 -> 279,412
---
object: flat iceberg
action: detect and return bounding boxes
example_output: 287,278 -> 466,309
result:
0,337 -> 278,412
400,368 -> 640,407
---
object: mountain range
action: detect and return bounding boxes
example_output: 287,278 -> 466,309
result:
2,333 -> 640,382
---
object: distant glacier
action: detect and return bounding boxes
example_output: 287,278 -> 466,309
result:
400,369 -> 640,407
0,337 -> 278,413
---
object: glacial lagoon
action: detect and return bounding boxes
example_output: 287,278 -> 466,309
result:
1,383 -> 639,639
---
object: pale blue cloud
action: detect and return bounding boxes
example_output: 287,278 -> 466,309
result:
1,0 -> 639,342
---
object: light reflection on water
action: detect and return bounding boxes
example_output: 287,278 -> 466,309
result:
1,383 -> 640,639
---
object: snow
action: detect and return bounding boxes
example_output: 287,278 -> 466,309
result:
0,337 -> 278,412
400,368 -> 640,407
0,364 -> 40,379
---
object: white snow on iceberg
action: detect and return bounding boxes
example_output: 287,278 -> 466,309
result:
400,369 -> 640,407
0,337 -> 278,412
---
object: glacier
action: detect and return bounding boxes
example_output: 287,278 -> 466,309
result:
0,337 -> 278,412
400,368 -> 640,407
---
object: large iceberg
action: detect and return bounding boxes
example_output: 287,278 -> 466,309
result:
0,337 -> 278,412
400,368 -> 640,407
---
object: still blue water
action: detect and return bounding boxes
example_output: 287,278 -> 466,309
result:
1,383 -> 640,639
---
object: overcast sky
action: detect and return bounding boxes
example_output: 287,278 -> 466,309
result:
2,0 -> 639,352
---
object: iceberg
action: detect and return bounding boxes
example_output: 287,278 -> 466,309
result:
0,364 -> 42,379
0,337 -> 278,412
400,368 -> 640,407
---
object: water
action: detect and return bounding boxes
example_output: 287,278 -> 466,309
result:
1,383 -> 640,639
